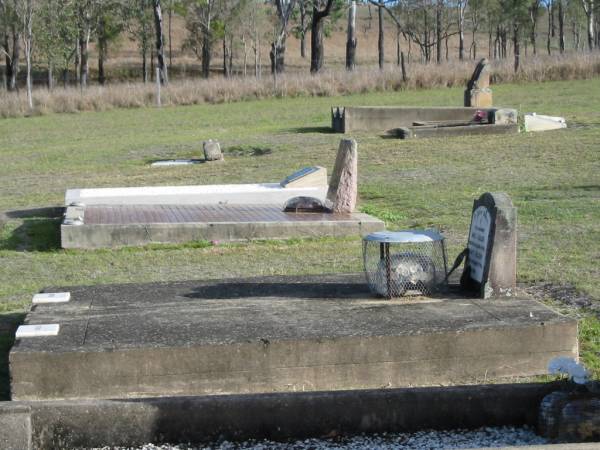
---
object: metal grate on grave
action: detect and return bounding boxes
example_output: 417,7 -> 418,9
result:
362,230 -> 448,298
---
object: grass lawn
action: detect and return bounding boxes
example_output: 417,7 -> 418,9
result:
0,78 -> 599,399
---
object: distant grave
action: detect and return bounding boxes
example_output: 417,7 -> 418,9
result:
61,139 -> 383,249
332,59 -> 519,138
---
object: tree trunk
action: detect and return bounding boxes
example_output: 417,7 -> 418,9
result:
223,37 -> 231,78
48,61 -> 54,90
24,0 -> 33,110
346,0 -> 357,70
585,1 -> 595,50
530,9 -> 538,55
310,9 -> 325,72
270,37 -> 285,74
558,1 -> 565,52
378,3 -> 384,69
436,1 -> 442,63
513,22 -> 520,73
201,33 -> 211,78
300,0 -> 307,58
98,17 -> 107,85
310,0 -> 334,73
8,28 -> 19,91
396,29 -> 401,65
78,28 -> 89,88
458,2 -> 465,60
152,0 -> 168,84
168,0 -> 173,67
142,43 -> 148,83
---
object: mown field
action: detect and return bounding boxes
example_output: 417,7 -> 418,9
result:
0,78 -> 599,399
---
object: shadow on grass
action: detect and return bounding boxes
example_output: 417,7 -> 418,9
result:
0,312 -> 26,401
145,158 -> 205,165
4,206 -> 64,219
224,146 -> 273,157
0,218 -> 62,252
286,126 -> 335,134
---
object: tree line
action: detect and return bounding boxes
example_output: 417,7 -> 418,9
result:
1,0 -> 598,94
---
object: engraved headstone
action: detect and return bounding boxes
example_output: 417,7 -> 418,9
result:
461,192 -> 517,298
203,140 -> 223,161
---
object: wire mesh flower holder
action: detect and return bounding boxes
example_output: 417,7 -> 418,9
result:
363,230 -> 449,298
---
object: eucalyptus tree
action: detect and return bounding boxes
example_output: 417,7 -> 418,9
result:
181,0 -> 219,78
309,0 -> 344,72
271,0 -> 297,73
0,0 -> 21,90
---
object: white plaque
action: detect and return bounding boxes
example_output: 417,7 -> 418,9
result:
468,206 -> 491,283
15,324 -> 60,338
32,292 -> 71,304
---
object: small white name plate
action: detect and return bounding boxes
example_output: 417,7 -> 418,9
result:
32,292 -> 71,304
16,324 -> 60,338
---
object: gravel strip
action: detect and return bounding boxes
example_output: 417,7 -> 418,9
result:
97,426 -> 548,450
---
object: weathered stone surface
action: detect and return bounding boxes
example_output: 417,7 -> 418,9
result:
539,390 -> 600,443
10,274 -> 577,400
465,58 -> 492,107
494,108 -> 518,125
467,88 -> 493,108
0,383 -> 560,450
203,140 -> 223,161
327,139 -> 357,213
0,405 -> 31,450
461,192 -> 517,298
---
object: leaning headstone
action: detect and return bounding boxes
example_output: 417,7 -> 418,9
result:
327,138 -> 357,213
464,58 -> 492,108
460,192 -> 517,298
203,140 -> 223,161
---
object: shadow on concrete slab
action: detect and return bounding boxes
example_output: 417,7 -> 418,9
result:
183,281 -> 373,300
0,312 -> 25,401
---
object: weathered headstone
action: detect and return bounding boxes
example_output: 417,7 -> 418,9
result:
327,138 -> 357,213
203,140 -> 223,161
464,58 -> 492,108
460,192 -> 517,298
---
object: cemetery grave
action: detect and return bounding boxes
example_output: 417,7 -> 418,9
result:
332,59 -> 565,139
61,140 -> 384,249
10,193 -> 578,401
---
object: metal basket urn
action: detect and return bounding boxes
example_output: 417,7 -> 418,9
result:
362,230 -> 448,298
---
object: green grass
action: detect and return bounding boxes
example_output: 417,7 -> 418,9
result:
0,78 -> 599,398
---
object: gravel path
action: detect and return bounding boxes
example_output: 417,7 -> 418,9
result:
99,426 -> 548,450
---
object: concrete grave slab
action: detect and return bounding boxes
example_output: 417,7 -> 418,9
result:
65,183 -> 328,206
10,274 -> 578,401
60,204 -> 383,248
524,113 -> 567,132
332,106 -> 518,135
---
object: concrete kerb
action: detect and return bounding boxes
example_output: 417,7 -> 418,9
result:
0,383 -> 567,450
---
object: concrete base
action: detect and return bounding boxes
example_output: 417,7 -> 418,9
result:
331,106 -> 515,133
60,205 -> 384,248
0,383 -> 565,450
394,123 -> 518,139
10,274 -> 578,401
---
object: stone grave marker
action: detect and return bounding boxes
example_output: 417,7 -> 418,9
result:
203,140 -> 223,161
461,192 -> 517,298
464,58 -> 492,108
326,138 -> 357,213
